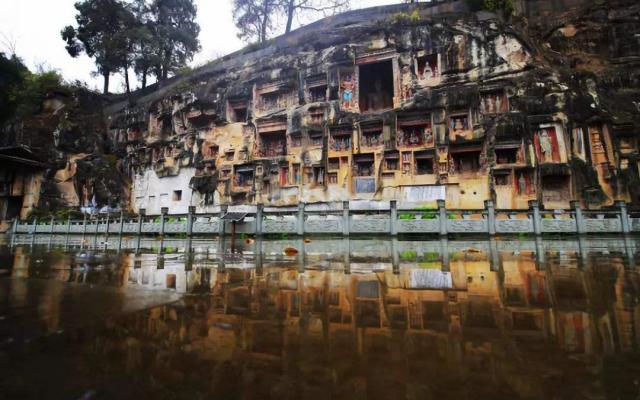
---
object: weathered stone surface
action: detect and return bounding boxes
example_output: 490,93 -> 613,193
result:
4,0 -> 640,221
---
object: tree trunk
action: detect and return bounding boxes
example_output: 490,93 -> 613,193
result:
260,0 -> 270,43
141,69 -> 147,89
124,67 -> 131,94
103,70 -> 110,94
285,0 -> 295,34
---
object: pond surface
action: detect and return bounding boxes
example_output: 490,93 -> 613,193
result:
1,234 -> 640,399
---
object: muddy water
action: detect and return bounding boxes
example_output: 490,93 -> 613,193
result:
1,235 -> 640,399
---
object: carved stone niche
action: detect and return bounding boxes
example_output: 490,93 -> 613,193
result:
356,50 -> 398,112
227,98 -> 248,123
448,111 -> 474,143
305,74 -> 328,103
414,51 -> 441,87
480,90 -> 508,114
256,117 -> 288,158
254,81 -> 297,116
397,113 -> 434,148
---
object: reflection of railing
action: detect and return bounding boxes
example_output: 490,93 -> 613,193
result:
11,200 -> 636,237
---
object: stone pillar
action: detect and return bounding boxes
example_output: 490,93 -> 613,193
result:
256,203 -> 263,236
535,236 -> 545,269
438,199 -> 447,236
529,200 -> 541,236
439,237 -> 449,272
255,236 -> 263,274
297,238 -> 305,273
392,237 -> 399,275
66,215 -> 72,236
297,203 -> 305,236
81,214 -> 87,239
31,217 -> 37,234
105,214 -> 111,237
137,208 -> 146,236
489,237 -> 500,271
616,200 -> 631,234
342,201 -> 350,236
118,211 -> 125,236
485,200 -> 496,236
11,218 -> 18,235
219,204 -> 228,238
342,237 -> 351,274
390,200 -> 398,236
187,206 -> 195,237
160,207 -> 168,236
571,200 -> 585,235
50,216 -> 55,234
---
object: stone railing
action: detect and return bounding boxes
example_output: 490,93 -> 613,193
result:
11,200 -> 638,237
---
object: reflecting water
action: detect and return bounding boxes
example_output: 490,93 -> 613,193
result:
2,235 -> 640,399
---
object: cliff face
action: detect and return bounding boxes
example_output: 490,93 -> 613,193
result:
7,0 -> 640,219
0,84 -> 127,221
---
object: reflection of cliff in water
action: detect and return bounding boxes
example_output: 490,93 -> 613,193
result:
1,237 -> 640,399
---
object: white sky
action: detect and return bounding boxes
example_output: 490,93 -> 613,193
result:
1,0 -> 400,93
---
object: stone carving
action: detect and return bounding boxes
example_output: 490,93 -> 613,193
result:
165,222 -> 188,233
142,222 -> 161,233
585,219 -> 621,233
447,219 -> 487,233
495,219 -> 533,233
541,219 -> 576,232
263,220 -> 297,233
397,219 -> 440,233
192,221 -> 219,233
305,219 -> 342,233
350,218 -> 390,233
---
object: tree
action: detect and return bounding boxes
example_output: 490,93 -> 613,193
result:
233,0 -> 279,44
280,0 -> 350,35
233,0 -> 350,44
0,52 -> 28,126
61,0 -> 134,94
148,0 -> 201,81
130,0 -> 161,89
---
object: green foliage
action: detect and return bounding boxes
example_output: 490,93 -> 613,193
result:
483,0 -> 514,13
399,213 -> 416,220
61,0 -> 136,93
0,53 -> 28,125
400,250 -> 418,261
0,53 -> 64,126
466,0 -> 514,14
61,0 -> 201,92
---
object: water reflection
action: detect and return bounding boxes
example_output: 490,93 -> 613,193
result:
2,236 -> 640,399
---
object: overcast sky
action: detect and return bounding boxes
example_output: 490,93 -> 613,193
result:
1,0 -> 399,93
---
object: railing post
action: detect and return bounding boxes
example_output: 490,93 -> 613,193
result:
66,215 -> 72,236
219,204 -> 228,237
160,207 -> 168,236
256,203 -> 263,236
31,217 -> 37,234
616,200 -> 631,234
485,200 -> 496,236
342,201 -> 350,236
529,200 -> 541,236
81,214 -> 87,239
187,206 -> 195,237
571,200 -> 585,235
390,200 -> 398,236
137,208 -> 145,236
118,211 -> 125,236
297,203 -> 305,236
438,199 -> 447,236
50,215 -> 55,234
105,214 -> 111,236
11,218 -> 18,235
